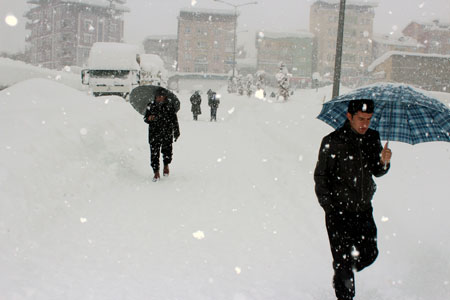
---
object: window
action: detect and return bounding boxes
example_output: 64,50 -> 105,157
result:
195,55 -> 208,63
110,23 -> 118,33
90,70 -> 130,78
61,19 -> 70,28
197,41 -> 207,49
83,33 -> 94,44
84,19 -> 93,31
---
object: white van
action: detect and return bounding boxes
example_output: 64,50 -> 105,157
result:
81,42 -> 141,98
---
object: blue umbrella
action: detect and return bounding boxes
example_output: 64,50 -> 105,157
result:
317,83 -> 450,145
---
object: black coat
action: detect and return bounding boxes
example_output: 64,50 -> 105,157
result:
190,93 -> 202,114
144,98 -> 180,143
208,93 -> 220,109
314,120 -> 389,213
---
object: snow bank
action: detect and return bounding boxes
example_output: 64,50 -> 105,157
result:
0,57 -> 82,90
1,78 -> 449,300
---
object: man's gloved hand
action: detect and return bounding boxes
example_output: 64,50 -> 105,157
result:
174,133 -> 180,142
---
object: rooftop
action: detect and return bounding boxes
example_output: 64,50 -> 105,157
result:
368,50 -> 450,72
314,0 -> 378,8
180,7 -> 236,16
258,31 -> 314,39
372,34 -> 424,48
27,0 -> 130,12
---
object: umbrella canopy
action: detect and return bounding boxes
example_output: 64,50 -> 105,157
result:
317,83 -> 450,145
129,85 -> 180,116
129,85 -> 161,115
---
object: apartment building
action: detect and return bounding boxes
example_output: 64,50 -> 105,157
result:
177,8 -> 236,74
309,0 -> 377,81
25,0 -> 128,69
371,34 -> 425,61
402,19 -> 450,55
368,51 -> 450,92
142,35 -> 178,71
256,31 -> 314,78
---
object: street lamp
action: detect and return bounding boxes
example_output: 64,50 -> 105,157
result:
214,0 -> 257,78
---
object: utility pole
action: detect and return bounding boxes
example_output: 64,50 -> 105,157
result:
332,0 -> 346,98
214,0 -> 257,78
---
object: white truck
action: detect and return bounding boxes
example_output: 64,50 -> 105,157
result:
81,42 -> 141,98
139,54 -> 168,87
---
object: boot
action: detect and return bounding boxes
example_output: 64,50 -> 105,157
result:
163,165 -> 170,177
152,171 -> 160,182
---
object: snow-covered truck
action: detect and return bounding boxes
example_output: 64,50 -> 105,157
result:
139,54 -> 168,87
81,42 -> 141,98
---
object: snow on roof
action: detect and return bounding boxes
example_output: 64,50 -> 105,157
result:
368,51 -> 450,72
139,54 -> 165,72
180,7 -> 235,16
87,42 -> 141,70
410,19 -> 450,31
258,30 -> 314,39
27,0 -> 130,12
315,0 -> 378,8
372,34 -> 424,48
63,0 -> 129,12
0,57 -> 82,90
145,34 -> 177,41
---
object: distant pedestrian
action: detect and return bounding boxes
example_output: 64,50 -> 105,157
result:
144,87 -> 180,182
190,90 -> 202,121
207,90 -> 220,122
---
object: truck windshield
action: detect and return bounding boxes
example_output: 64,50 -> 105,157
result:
90,70 -> 130,78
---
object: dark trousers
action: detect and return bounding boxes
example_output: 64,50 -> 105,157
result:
325,209 -> 378,300
149,138 -> 173,172
210,108 -> 217,121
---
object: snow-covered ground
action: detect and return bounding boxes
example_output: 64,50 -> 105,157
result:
0,78 -> 449,300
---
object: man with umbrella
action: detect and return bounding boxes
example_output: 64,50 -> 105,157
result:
144,87 -> 180,182
314,99 -> 392,300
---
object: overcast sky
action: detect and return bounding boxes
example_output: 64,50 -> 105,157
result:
1,0 -> 449,53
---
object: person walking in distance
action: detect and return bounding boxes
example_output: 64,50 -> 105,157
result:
314,99 -> 392,300
190,90 -> 202,121
207,89 -> 220,122
144,87 -> 180,182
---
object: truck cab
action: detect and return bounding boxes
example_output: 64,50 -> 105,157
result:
81,42 -> 141,99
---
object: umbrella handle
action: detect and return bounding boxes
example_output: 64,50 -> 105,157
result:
383,141 -> 389,170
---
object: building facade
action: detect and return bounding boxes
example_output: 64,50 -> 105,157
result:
177,8 -> 236,74
402,19 -> 450,55
256,31 -> 314,79
368,51 -> 450,92
142,35 -> 178,71
371,34 -> 425,61
309,0 -> 376,82
25,0 -> 128,69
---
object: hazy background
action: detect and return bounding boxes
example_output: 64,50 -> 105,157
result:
1,0 -> 450,54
